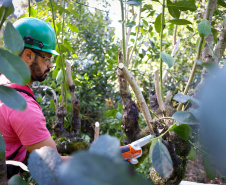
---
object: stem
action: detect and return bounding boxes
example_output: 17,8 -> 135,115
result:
128,5 -> 141,64
189,140 -> 212,159
28,0 -> 31,17
62,0 -> 67,109
50,0 -> 66,107
120,0 -> 126,65
160,0 -> 165,97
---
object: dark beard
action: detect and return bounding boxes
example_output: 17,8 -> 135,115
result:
30,57 -> 50,82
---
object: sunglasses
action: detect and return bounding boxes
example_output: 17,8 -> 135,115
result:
30,49 -> 54,66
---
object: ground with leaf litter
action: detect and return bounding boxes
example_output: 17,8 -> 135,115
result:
184,151 -> 225,184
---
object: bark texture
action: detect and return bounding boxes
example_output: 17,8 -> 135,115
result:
117,51 -> 143,143
66,61 -> 81,132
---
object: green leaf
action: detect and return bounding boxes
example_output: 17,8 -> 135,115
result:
161,51 -> 175,68
56,69 -> 64,84
104,109 -> 117,118
152,139 -> 173,179
218,0 -> 226,8
0,134 -> 5,158
154,13 -> 162,33
169,124 -> 192,140
8,174 -> 27,185
172,111 -> 199,125
126,21 -> 136,27
173,93 -> 200,106
207,43 -> 216,59
187,146 -> 196,161
0,49 -> 30,85
126,0 -> 142,6
58,137 -> 152,185
89,135 -> 122,162
0,0 -> 13,7
67,23 -> 79,33
211,28 -> 218,44
168,1 -> 197,11
186,25 -> 194,32
116,112 -> 123,120
0,85 -> 27,111
198,19 -> 211,37
167,0 -> 180,19
203,156 -> 216,180
3,22 -> 24,54
149,139 -> 157,159
0,5 -> 14,26
168,19 -> 192,25
28,147 -> 63,185
30,6 -> 37,17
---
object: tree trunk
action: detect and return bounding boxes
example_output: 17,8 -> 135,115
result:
117,51 -> 143,143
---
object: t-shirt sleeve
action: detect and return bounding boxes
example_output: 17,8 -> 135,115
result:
9,95 -> 51,146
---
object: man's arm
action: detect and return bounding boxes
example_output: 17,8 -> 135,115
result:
24,136 -> 71,162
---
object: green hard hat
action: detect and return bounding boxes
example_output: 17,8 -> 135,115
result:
14,17 -> 60,56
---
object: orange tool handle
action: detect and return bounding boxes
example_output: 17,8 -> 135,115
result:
120,144 -> 142,160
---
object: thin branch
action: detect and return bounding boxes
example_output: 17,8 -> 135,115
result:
120,0 -> 126,65
154,70 -> 166,115
160,0 -> 166,97
32,84 -> 59,113
128,5 -> 142,63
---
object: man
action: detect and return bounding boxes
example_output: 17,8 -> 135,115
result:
0,17 -> 69,179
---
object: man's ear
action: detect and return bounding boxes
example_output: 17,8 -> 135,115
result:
21,48 -> 35,65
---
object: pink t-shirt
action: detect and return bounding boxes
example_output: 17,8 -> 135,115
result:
0,81 -> 50,162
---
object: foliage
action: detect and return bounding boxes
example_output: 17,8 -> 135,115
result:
26,135 -> 153,185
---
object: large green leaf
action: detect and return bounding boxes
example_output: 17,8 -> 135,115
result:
187,146 -> 196,161
0,49 -> 30,85
168,19 -> 192,25
0,4 -> 14,25
67,23 -> 79,33
161,51 -> 175,68
198,19 -> 211,37
126,21 -> 136,27
203,156 -> 216,180
169,124 -> 192,140
126,0 -> 142,6
0,85 -> 27,111
89,135 -> 122,162
56,69 -> 64,84
172,111 -> 199,125
8,175 -> 27,185
167,1 -> 197,11
30,6 -> 37,17
167,0 -> 180,19
28,147 -> 63,185
104,109 -> 117,118
58,136 -> 153,185
154,13 -> 162,33
0,0 -> 13,7
152,139 -> 173,179
3,22 -> 24,54
173,93 -> 200,106
0,134 -> 5,158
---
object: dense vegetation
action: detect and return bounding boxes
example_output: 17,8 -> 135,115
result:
0,0 -> 225,184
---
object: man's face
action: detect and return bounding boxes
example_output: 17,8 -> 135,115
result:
29,50 -> 53,82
